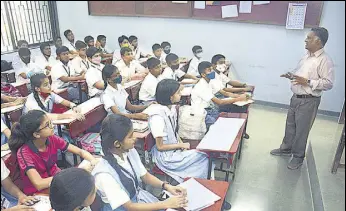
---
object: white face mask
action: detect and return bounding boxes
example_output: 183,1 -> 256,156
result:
216,64 -> 227,73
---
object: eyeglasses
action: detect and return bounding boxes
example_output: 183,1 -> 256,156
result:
36,121 -> 53,132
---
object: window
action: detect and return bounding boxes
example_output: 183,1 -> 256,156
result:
1,1 -> 59,53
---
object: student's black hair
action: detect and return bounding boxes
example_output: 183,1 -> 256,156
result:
152,43 -> 162,52
161,41 -> 171,48
102,64 -> 118,90
118,35 -> 129,44
97,35 -> 106,41
64,29 -> 72,38
75,40 -> 87,50
311,27 -> 329,47
50,168 -> 95,211
100,114 -> 137,199
18,48 -> 31,57
54,36 -> 61,41
165,53 -> 179,64
30,73 -> 50,112
86,46 -> 100,58
17,40 -> 28,48
129,35 -> 138,43
155,79 -> 180,106
84,35 -> 94,44
211,54 -> 225,65
146,57 -> 161,70
198,61 -> 212,76
56,46 -> 70,56
9,110 -> 46,154
39,42 -> 50,53
120,47 -> 132,56
192,45 -> 202,53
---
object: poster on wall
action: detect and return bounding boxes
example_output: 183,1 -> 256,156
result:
286,2 -> 307,29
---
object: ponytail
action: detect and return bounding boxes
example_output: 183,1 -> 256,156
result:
102,64 -> 118,90
30,73 -> 49,112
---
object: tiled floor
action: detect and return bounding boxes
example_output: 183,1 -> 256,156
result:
223,104 -> 345,211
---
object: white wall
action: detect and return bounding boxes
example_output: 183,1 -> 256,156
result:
55,1 -> 344,113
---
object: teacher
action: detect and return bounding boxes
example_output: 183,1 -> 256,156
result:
271,27 -> 335,170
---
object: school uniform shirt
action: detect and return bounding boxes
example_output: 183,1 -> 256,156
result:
209,72 -> 231,95
101,84 -> 129,114
1,118 -> 8,133
159,66 -> 185,81
11,54 -> 35,71
14,60 -> 43,82
112,49 -> 121,65
17,135 -> 69,195
187,56 -> 201,77
64,41 -> 76,52
50,61 -> 76,91
71,56 -> 90,75
100,46 -> 112,54
34,53 -> 58,73
115,60 -> 146,82
85,63 -> 105,97
139,73 -> 159,102
191,78 -> 214,110
133,46 -> 148,60
23,92 -> 64,114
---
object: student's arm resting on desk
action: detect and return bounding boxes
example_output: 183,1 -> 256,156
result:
59,74 -> 85,83
125,99 -> 150,113
183,73 -> 198,81
211,95 -> 246,106
26,169 -> 53,191
110,103 -> 148,121
93,81 -> 105,90
67,145 -> 97,164
219,89 -> 240,98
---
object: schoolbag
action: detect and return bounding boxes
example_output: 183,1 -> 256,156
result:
1,60 -> 13,72
1,82 -> 22,97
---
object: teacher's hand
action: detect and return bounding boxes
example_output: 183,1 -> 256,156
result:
280,72 -> 293,79
293,75 -> 309,86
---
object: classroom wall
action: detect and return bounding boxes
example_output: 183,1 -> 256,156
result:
18,1 -> 346,113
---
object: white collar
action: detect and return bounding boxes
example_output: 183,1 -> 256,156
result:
106,84 -> 122,93
112,152 -> 128,166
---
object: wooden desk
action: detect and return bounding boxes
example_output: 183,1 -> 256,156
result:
1,104 -> 24,127
11,80 -> 29,97
124,80 -> 143,105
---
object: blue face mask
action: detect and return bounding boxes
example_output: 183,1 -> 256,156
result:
113,75 -> 122,84
206,71 -> 216,80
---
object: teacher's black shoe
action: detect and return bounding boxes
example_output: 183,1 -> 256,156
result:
270,148 -> 292,157
287,157 -> 304,170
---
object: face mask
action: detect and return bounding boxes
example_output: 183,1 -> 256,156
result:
196,52 -> 203,59
216,64 -> 227,73
163,49 -> 171,54
21,57 -> 30,64
206,71 -> 216,80
113,75 -> 122,84
171,64 -> 179,70
91,56 -> 101,64
121,43 -> 130,48
39,91 -> 50,99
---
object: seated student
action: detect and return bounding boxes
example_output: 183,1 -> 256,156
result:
161,41 -> 171,55
12,40 -> 35,71
191,62 -> 247,127
51,46 -> 86,102
63,29 -> 78,55
139,58 -> 162,104
8,110 -> 98,195
160,53 -> 198,83
129,35 -> 150,60
34,42 -> 57,75
211,54 -> 251,93
152,43 -> 166,64
115,47 -> 147,83
146,79 -> 213,183
50,168 -> 96,211
71,41 -> 89,75
187,45 -> 203,77
84,35 -> 95,48
51,37 -> 63,59
85,47 -> 105,98
112,35 -> 131,65
92,114 -> 188,211
15,48 -> 43,82
23,73 -> 85,121
102,64 -> 149,121
1,159 -> 39,210
96,35 -> 113,58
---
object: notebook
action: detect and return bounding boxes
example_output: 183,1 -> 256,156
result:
132,120 -> 149,133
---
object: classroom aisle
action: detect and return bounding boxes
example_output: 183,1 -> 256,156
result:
222,104 -> 344,211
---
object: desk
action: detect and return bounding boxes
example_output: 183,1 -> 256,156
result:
124,80 -> 143,105
1,104 -> 24,127
11,80 -> 29,97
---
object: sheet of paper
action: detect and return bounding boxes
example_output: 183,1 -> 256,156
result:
221,5 -> 238,18
206,1 -> 221,6
166,178 -> 221,211
172,1 -> 188,3
239,1 -> 252,13
32,195 -> 51,211
253,1 -> 270,5
197,117 -> 245,151
194,1 -> 205,9
234,99 -> 254,106
286,3 -> 307,30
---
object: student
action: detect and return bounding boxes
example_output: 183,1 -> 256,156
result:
63,29 -> 77,54
23,73 -> 85,121
145,79 -> 213,183
34,42 -> 57,75
139,57 -> 161,103
1,159 -> 39,210
12,40 -> 35,71
152,43 -> 166,64
112,35 -> 131,65
191,62 -> 247,127
92,114 -> 188,211
129,35 -> 150,60
115,47 -> 147,83
84,35 -> 95,48
71,40 -> 89,75
15,48 -> 43,82
96,35 -> 113,58
8,110 -> 97,195
50,168 -> 96,211
101,65 -> 150,121
85,47 -> 105,98
50,46 -> 86,102
161,41 -> 171,55
160,53 -> 198,83
51,37 -> 63,59
187,45 -> 203,77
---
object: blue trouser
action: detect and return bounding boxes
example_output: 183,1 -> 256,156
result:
1,189 -> 18,208
67,84 -> 87,103
205,108 -> 220,130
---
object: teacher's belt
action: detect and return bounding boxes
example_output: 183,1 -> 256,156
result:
294,94 -> 321,99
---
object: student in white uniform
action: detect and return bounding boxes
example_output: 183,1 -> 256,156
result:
161,41 -> 171,55
97,35 -> 113,58
71,41 -> 89,75
146,79 -> 213,183
101,65 -> 150,121
129,35 -> 150,60
92,114 -> 188,211
152,43 -> 166,64
115,47 -> 147,83
50,46 -> 86,102
112,35 -> 131,65
139,57 -> 161,104
85,47 -> 105,98
15,48 -> 43,83
84,35 -> 95,48
191,61 -> 247,127
160,53 -> 198,83
51,37 -> 63,59
187,45 -> 203,77
1,159 -> 38,210
50,168 -> 96,211
34,42 -> 57,75
63,29 -> 77,53
11,40 -> 35,70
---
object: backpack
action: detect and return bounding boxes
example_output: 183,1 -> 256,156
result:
1,82 -> 22,97
1,60 -> 13,72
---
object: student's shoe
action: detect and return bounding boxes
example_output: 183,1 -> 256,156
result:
287,157 -> 304,170
270,148 -> 292,157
